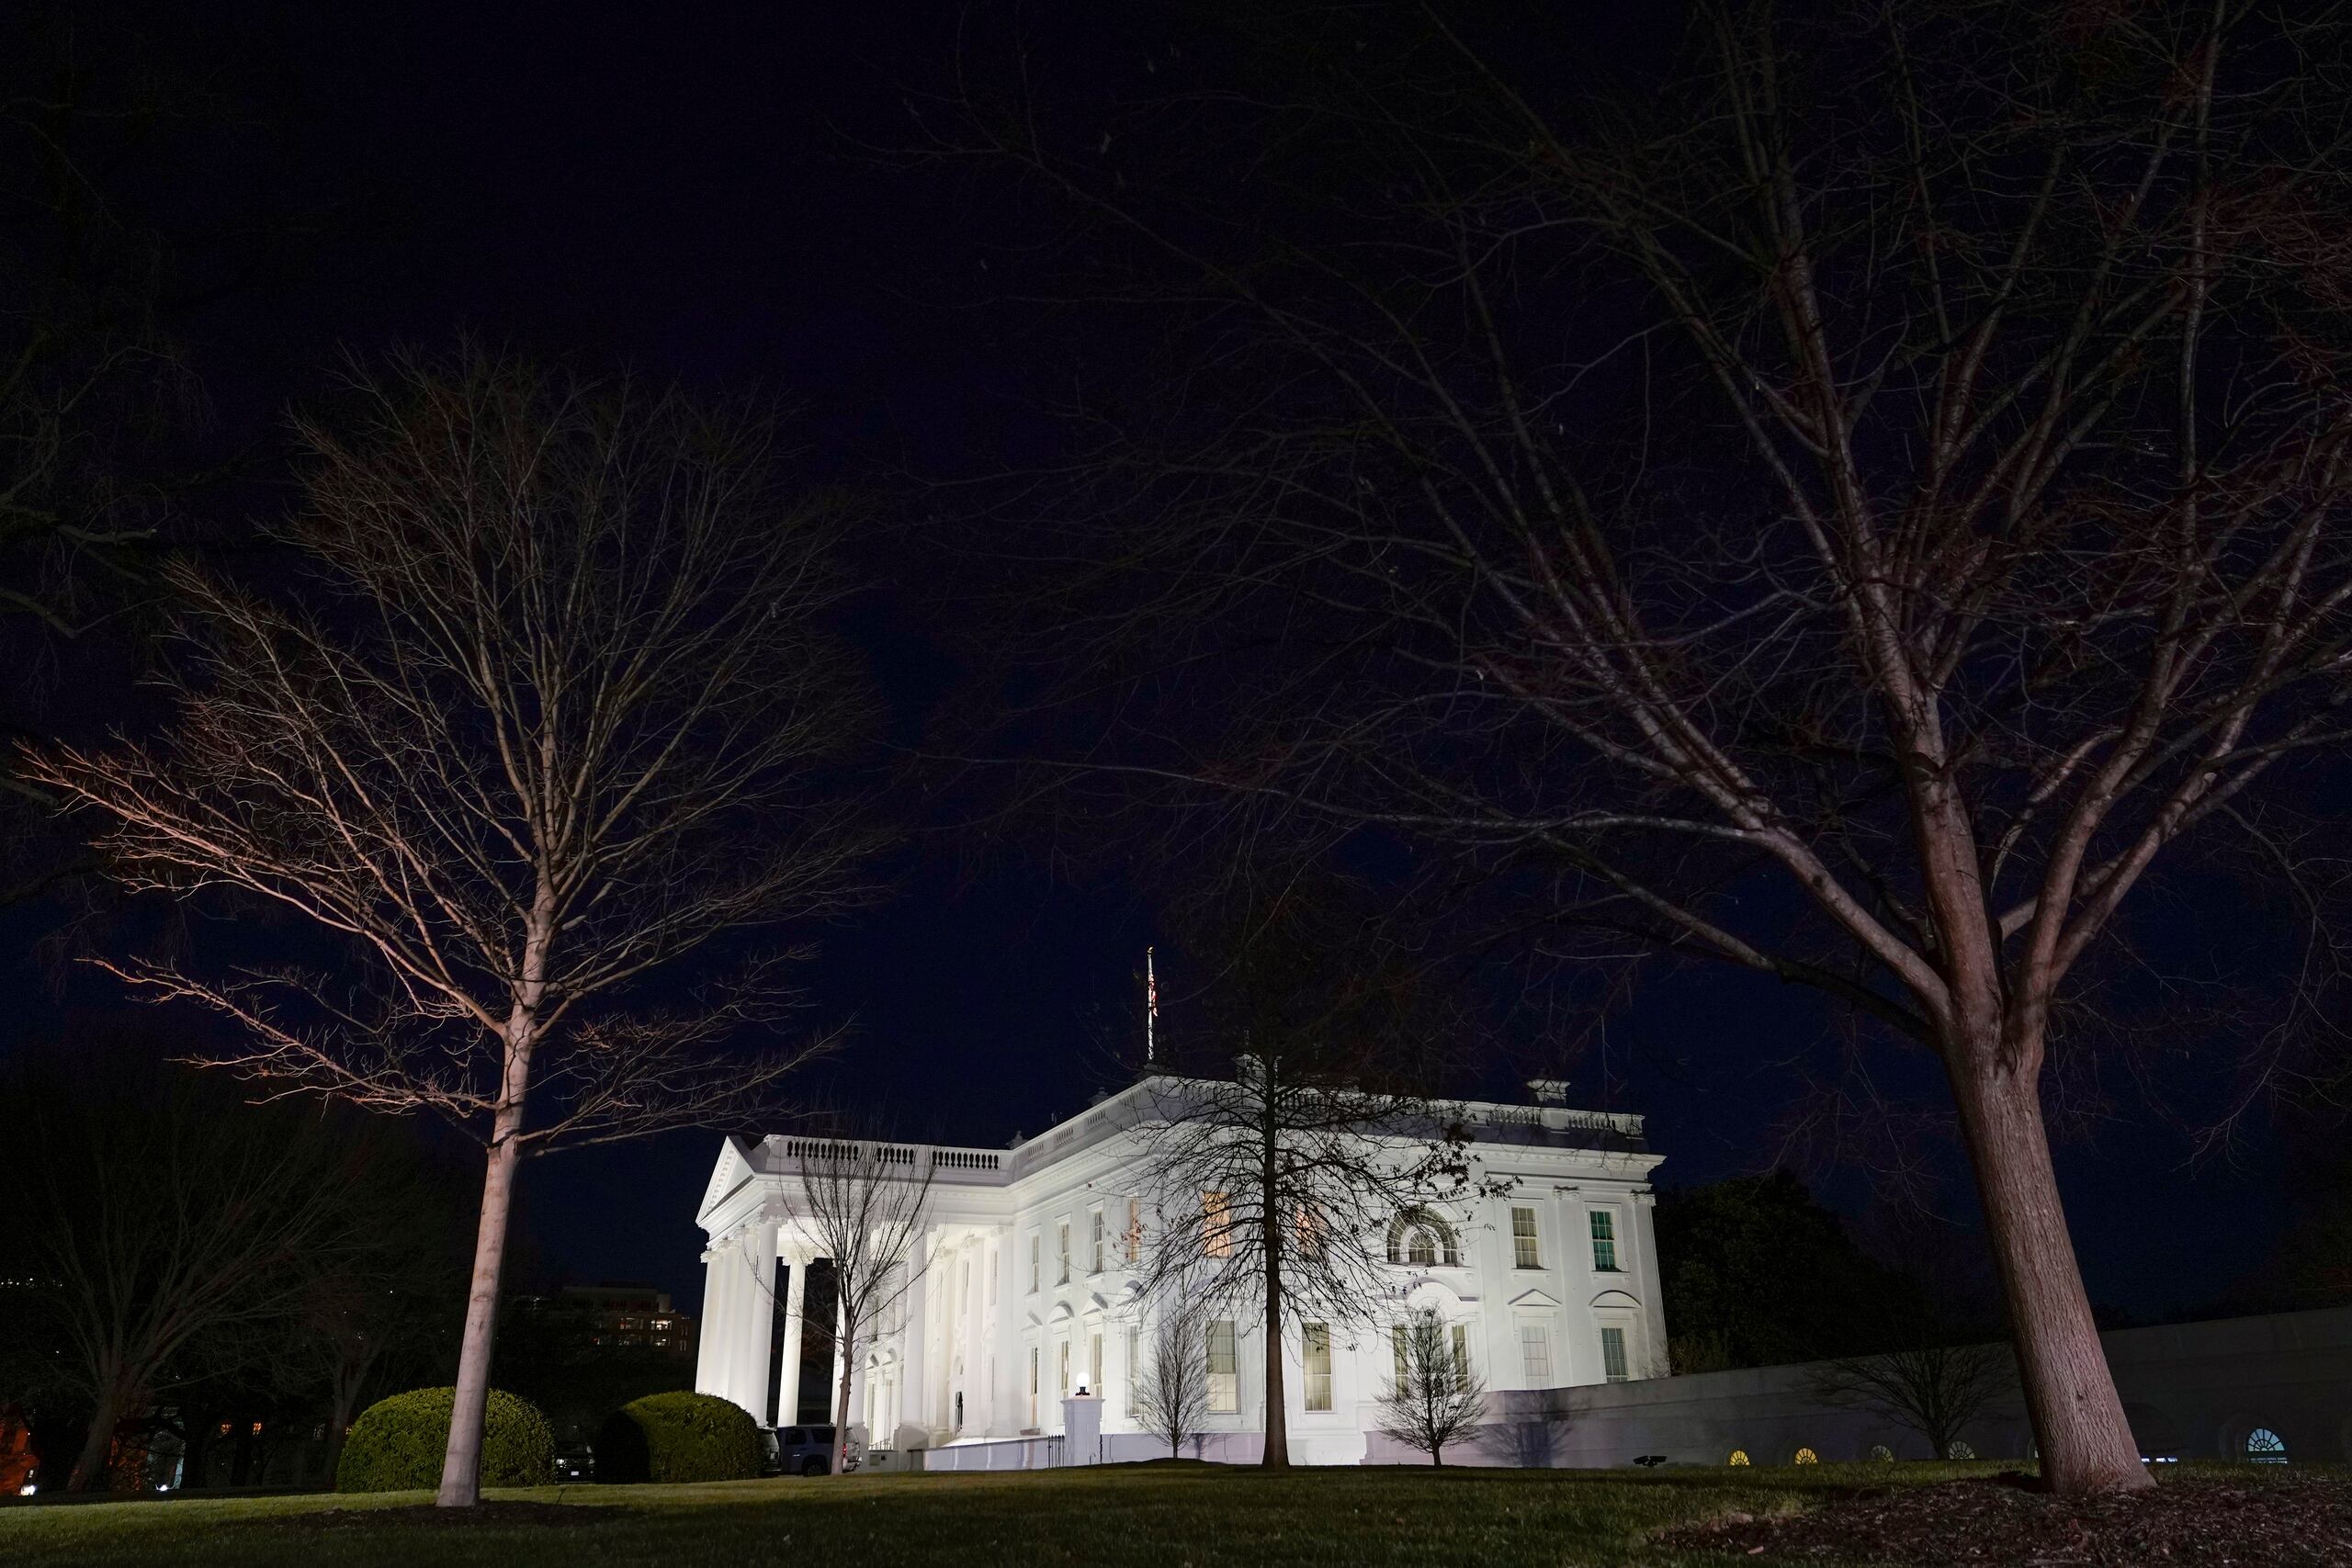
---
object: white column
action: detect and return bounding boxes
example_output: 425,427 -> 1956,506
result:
899,1229 -> 930,1444
741,1213 -> 782,1424
777,1251 -> 808,1427
694,1246 -> 725,1394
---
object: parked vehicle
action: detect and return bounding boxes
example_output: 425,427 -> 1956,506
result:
554,1444 -> 595,1482
764,1425 -> 855,1476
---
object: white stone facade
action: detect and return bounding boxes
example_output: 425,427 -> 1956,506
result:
693,1076 -> 1666,1465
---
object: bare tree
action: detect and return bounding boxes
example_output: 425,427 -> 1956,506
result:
944,0 -> 2352,1495
788,1139 -> 935,1477
24,348 -> 882,1504
1377,1305 -> 1488,1467
1131,1061 -> 1475,1471
1127,888 -> 1481,1469
1810,1340 -> 2018,1463
1130,1298 -> 1209,1460
0,1047 -> 381,1492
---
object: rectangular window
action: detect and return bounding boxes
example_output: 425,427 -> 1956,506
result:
1202,1190 -> 1232,1258
1058,1338 -> 1070,1400
1028,1346 -> 1039,1426
1029,1234 -> 1039,1293
1520,1322 -> 1554,1383
1089,1328 -> 1103,1393
1303,1323 -> 1333,1412
1589,1209 -> 1620,1272
1600,1325 -> 1629,1382
1206,1318 -> 1239,1413
1450,1323 -> 1470,1378
989,1250 -> 999,1305
1057,1220 -> 1071,1285
1511,1206 -> 1542,1269
1125,1326 -> 1139,1414
1125,1196 -> 1143,1264
1295,1203 -> 1326,1260
1091,1208 -> 1106,1273
1391,1325 -> 1408,1385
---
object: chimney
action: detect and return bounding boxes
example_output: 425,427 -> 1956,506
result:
1526,1078 -> 1569,1105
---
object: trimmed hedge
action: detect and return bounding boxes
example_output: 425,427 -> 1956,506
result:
594,1391 -> 762,1483
335,1387 -> 556,1493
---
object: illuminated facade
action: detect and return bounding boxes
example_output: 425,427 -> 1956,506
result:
691,1076 -> 1664,1465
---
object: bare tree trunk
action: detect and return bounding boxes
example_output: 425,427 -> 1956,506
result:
435,1079 -> 527,1506
832,1350 -> 854,1475
1259,1119 -> 1289,1472
1949,1045 -> 2149,1494
66,1376 -> 130,1493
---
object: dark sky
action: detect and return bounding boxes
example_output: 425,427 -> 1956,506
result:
4,1 -> 2295,1327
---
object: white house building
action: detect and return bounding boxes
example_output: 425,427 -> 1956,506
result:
692,1076 -> 1665,1466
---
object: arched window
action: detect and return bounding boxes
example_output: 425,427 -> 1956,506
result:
1727,1449 -> 1750,1466
1385,1209 -> 1460,1267
1792,1448 -> 1818,1465
2246,1427 -> 2289,1464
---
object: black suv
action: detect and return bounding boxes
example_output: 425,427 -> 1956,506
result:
763,1425 -> 853,1476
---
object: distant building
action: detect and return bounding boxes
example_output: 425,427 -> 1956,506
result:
514,1284 -> 695,1357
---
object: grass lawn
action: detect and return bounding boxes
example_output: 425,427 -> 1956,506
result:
0,1460 -> 2025,1568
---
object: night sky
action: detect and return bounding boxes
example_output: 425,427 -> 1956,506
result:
2,1 -> 2290,1327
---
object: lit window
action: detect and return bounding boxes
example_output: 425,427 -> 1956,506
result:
1600,1325 -> 1629,1382
1206,1319 -> 1239,1412
1295,1203 -> 1327,1260
1519,1322 -> 1553,1382
1728,1449 -> 1750,1466
1203,1191 -> 1232,1258
1058,1338 -> 1069,1400
1511,1206 -> 1542,1269
2246,1427 -> 2289,1464
1589,1210 -> 1620,1272
1793,1447 -> 1818,1464
1304,1323 -> 1333,1412
1091,1209 -> 1105,1273
1385,1209 -> 1459,1267
1057,1220 -> 1071,1285
1451,1323 -> 1470,1378
1089,1328 -> 1102,1393
1124,1197 -> 1143,1264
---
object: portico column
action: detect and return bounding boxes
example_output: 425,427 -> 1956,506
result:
694,1246 -> 725,1394
899,1229 -> 930,1443
741,1212 -> 782,1424
776,1251 -> 808,1427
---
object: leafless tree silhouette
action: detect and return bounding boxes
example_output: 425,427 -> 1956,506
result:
1377,1304 -> 1488,1467
24,348 -> 884,1503
1131,1295 -> 1210,1460
1810,1339 -> 2018,1463
788,1138 -> 935,1477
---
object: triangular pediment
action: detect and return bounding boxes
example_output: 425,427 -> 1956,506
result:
695,1134 -> 760,1227
1508,1286 -> 1564,1311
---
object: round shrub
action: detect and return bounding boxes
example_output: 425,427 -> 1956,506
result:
594,1391 -> 761,1483
336,1387 -> 555,1493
